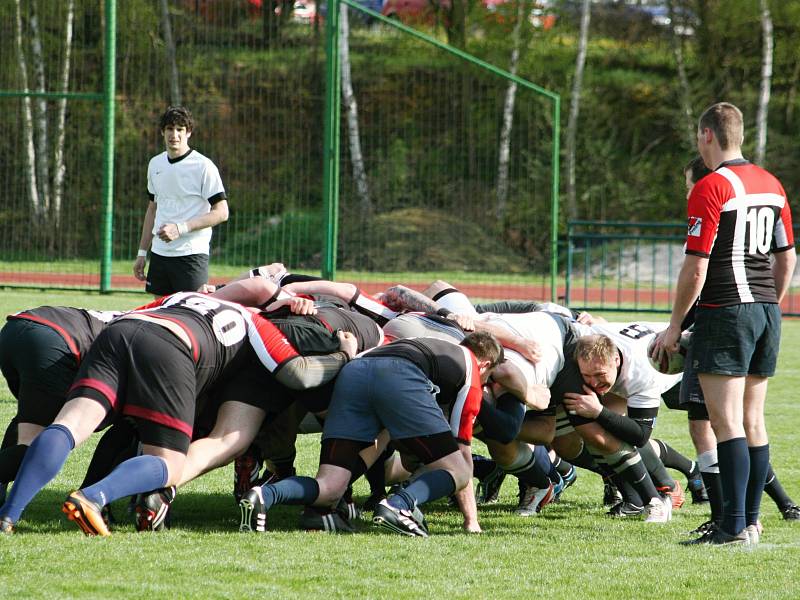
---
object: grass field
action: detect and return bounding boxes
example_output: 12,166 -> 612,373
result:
0,289 -> 798,599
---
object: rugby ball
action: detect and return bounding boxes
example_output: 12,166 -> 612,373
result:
647,333 -> 689,375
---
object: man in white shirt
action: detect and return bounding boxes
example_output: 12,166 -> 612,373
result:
134,106 -> 228,296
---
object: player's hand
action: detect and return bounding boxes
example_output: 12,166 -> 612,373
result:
157,223 -> 181,242
563,385 -> 602,418
508,336 -> 542,364
651,327 -> 680,366
287,297 -> 317,315
448,312 -> 475,331
133,256 -> 146,281
338,331 -> 358,359
463,521 -> 482,534
197,283 -> 216,293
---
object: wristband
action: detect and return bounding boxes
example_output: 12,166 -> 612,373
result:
137,249 -> 148,258
436,307 -> 452,317
176,222 -> 189,236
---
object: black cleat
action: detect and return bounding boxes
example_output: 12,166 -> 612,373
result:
603,482 -> 623,507
687,520 -> 718,536
362,491 -> 387,513
607,501 -> 645,518
239,487 -> 267,532
781,504 -> 800,521
687,465 -> 709,504
300,503 -> 356,533
373,498 -> 429,537
681,526 -> 749,546
135,486 -> 176,532
476,464 -> 506,505
0,516 -> 14,535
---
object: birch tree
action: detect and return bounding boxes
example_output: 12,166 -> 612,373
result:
666,0 -> 694,149
755,0 -> 773,166
565,0 -> 590,221
52,0 -> 75,228
340,4 -> 371,213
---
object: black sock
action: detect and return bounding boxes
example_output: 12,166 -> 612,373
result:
654,439 -> 694,478
568,445 -> 602,474
639,443 -> 674,490
472,454 -> 498,480
552,455 -> 575,478
365,447 -> 393,497
701,471 -> 723,523
718,437 -> 749,535
764,463 -> 794,510
80,420 -> 140,488
0,444 -> 28,483
745,445 -> 769,527
1,418 -> 19,450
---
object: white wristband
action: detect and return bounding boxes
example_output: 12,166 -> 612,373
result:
137,249 -> 148,258
176,222 -> 189,236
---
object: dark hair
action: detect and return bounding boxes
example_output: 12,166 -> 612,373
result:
159,106 -> 194,132
684,156 -> 711,185
697,102 -> 743,150
461,331 -> 504,369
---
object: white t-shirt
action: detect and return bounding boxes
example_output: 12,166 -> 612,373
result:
573,321 -> 682,409
147,149 -> 226,257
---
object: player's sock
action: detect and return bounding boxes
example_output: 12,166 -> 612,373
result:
1,418 -> 18,450
79,420 -> 139,488
763,463 -> 794,510
602,443 -> 659,505
502,444 -> 552,489
552,455 -> 576,479
472,454 -> 498,480
0,424 -> 74,522
590,448 -> 643,507
717,437 -> 749,535
639,442 -> 675,489
745,444 -> 769,527
652,439 -> 694,478
532,445 -> 560,484
81,455 -> 168,507
697,449 -> 722,523
260,476 -> 320,511
0,444 -> 28,483
364,454 -> 388,497
566,442 -> 603,474
387,470 -> 456,511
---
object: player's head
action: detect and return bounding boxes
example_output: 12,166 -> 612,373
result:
683,155 -> 712,198
160,105 -> 194,132
697,102 -> 744,153
461,331 -> 504,383
574,334 -> 620,394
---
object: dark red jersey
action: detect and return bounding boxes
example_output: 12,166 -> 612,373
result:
363,337 -> 483,442
685,160 -> 794,306
8,306 -> 122,365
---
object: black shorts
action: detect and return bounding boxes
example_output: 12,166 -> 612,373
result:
0,319 -> 77,426
68,319 -> 197,453
146,252 -> 209,296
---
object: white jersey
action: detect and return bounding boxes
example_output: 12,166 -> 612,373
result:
573,321 -> 682,409
147,149 -> 226,257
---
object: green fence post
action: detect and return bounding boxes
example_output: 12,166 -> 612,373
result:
322,0 -> 341,281
100,0 -> 116,293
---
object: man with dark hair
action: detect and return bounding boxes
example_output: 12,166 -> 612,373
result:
134,105 -> 228,296
654,102 -> 797,545
239,331 -> 503,537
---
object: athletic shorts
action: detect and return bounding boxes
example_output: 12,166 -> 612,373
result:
0,319 -> 77,426
691,303 -> 781,377
322,357 -> 452,443
146,252 -> 209,296
382,313 -> 464,343
68,319 -> 197,453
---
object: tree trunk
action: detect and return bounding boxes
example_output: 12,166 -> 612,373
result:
446,0 -> 468,49
754,0 -> 772,166
29,0 -> 51,217
160,0 -> 181,105
667,0 -> 694,149
496,0 -> 527,221
339,5 -> 371,213
565,0 -> 591,221
52,0 -> 75,230
13,0 -> 41,220
785,57 -> 800,127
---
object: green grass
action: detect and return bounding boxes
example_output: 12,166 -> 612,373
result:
0,289 -> 799,598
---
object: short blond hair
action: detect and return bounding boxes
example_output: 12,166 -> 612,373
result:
574,334 -> 617,364
698,102 -> 744,151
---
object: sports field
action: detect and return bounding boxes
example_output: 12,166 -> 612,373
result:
0,289 -> 798,599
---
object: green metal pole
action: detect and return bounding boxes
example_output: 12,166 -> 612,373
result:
100,0 -> 116,293
550,96 -> 560,303
321,0 -> 342,281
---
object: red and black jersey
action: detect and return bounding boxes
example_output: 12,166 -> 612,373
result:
363,337 -> 483,442
685,160 -> 794,306
8,306 -> 122,365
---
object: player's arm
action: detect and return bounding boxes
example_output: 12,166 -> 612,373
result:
594,394 -> 658,447
473,321 -> 541,363
491,361 -> 550,410
772,247 -> 797,304
655,254 -> 707,357
274,331 -> 357,390
283,279 -> 358,302
452,444 -> 481,533
157,197 -> 229,242
476,388 -> 527,444
133,200 -> 157,281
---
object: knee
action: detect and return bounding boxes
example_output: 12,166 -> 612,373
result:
449,460 -> 472,491
315,478 -> 347,507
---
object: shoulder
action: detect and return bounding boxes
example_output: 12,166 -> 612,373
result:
147,152 -> 167,169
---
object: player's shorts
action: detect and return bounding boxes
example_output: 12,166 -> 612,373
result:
382,313 -> 464,343
67,319 -> 197,453
0,318 -> 78,426
146,252 -> 209,296
322,357 -> 452,443
691,303 -> 781,377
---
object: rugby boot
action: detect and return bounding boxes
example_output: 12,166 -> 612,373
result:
781,504 -> 800,520
135,486 -> 176,532
300,502 -> 356,533
233,447 -> 263,503
476,464 -> 506,505
0,516 -> 14,535
681,526 -> 749,546
603,481 -> 623,507
514,481 -> 554,517
372,498 -> 429,537
657,480 -> 685,510
62,490 -> 110,537
644,495 -> 672,523
687,464 -> 709,504
607,501 -> 645,518
239,486 -> 268,532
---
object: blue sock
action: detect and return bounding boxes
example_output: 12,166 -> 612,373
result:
745,444 -> 769,527
0,424 -> 75,523
260,476 -> 320,511
81,455 -> 169,507
534,445 -> 559,484
388,470 -> 456,511
717,437 -> 749,535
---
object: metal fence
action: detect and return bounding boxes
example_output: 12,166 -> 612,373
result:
0,0 -> 560,302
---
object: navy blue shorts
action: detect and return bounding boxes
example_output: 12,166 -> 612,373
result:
322,357 -> 451,443
691,303 -> 781,377
146,252 -> 209,296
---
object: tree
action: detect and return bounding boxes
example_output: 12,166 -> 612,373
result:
565,0 -> 591,220
755,0 -> 773,166
159,0 -> 181,105
666,0 -> 695,150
